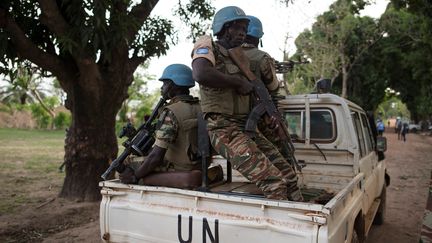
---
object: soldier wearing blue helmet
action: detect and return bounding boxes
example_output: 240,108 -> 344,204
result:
243,15 -> 278,94
192,7 -> 302,201
245,15 -> 264,39
241,16 -> 302,201
159,64 -> 195,88
120,64 -> 202,189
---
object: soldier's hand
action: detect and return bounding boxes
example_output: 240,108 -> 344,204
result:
236,79 -> 253,95
265,116 -> 284,139
119,166 -> 138,184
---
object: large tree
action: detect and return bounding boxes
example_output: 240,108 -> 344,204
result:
0,0 -> 213,201
378,0 -> 432,121
293,0 -> 383,98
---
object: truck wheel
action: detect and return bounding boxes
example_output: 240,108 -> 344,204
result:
373,185 -> 386,225
351,230 -> 360,243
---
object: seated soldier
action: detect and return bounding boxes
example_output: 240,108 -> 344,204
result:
119,64 -> 202,189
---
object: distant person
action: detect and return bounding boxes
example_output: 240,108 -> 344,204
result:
396,117 -> 402,138
400,123 -> 408,142
376,119 -> 385,136
387,120 -> 390,128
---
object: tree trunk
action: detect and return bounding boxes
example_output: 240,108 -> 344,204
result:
341,59 -> 349,98
59,75 -> 124,201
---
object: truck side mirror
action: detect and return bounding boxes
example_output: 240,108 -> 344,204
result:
376,136 -> 387,152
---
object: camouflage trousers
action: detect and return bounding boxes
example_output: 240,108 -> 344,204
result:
207,114 -> 302,201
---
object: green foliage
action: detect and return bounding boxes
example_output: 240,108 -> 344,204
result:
288,0 -> 432,116
0,62 -> 42,105
287,75 -> 314,95
0,1 -> 214,67
30,103 -> 51,129
176,0 -> 215,41
44,96 -> 60,110
376,96 -> 410,120
133,16 -> 175,58
134,91 -> 160,125
378,2 -> 432,120
53,111 -> 71,129
117,65 -> 158,124
293,0 -> 383,100
0,103 -> 11,113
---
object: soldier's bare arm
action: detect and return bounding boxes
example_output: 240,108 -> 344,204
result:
118,145 -> 166,183
134,146 -> 167,179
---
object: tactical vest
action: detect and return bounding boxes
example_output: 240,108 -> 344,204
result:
243,46 -> 267,81
163,96 -> 201,171
199,43 -> 251,115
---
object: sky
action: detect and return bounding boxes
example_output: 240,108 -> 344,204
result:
144,0 -> 390,91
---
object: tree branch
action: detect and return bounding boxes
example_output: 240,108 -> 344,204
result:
37,0 -> 101,92
127,0 -> 159,42
0,8 -> 73,86
37,0 -> 70,37
31,88 -> 56,118
347,34 -> 383,76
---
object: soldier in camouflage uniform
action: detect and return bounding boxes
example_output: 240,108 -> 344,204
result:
119,64 -> 202,189
242,15 -> 302,200
191,6 -> 302,201
242,16 -> 279,97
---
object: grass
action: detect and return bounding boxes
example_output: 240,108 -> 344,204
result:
0,128 -> 66,214
0,128 -> 126,215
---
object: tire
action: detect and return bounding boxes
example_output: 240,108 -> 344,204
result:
351,230 -> 360,243
373,185 -> 386,225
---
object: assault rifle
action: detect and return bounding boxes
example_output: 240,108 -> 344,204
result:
275,60 -> 309,74
228,47 -> 303,171
101,97 -> 167,180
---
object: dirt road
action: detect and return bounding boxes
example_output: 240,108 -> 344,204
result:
366,131 -> 432,243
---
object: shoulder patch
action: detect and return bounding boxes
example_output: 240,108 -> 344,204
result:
195,48 -> 209,54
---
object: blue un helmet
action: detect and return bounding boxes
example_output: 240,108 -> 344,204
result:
212,6 -> 249,36
159,64 -> 195,88
246,15 -> 264,39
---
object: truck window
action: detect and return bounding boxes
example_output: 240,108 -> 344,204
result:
284,109 -> 335,142
310,110 -> 335,141
361,113 -> 374,154
285,111 -> 304,141
351,111 -> 366,157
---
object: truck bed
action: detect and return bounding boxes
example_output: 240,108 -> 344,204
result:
210,181 -> 333,204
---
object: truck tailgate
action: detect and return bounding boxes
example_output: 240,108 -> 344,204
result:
100,180 -> 327,243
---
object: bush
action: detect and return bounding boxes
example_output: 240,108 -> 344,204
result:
53,112 -> 71,129
30,104 -> 51,129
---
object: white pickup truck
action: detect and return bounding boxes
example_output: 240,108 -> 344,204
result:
99,92 -> 390,243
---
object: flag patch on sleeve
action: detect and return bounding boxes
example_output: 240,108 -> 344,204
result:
195,48 -> 209,54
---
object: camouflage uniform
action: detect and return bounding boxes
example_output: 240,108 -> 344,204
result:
130,95 -> 201,173
242,42 -> 280,144
243,43 -> 302,201
192,36 -> 301,200
242,43 -> 279,93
